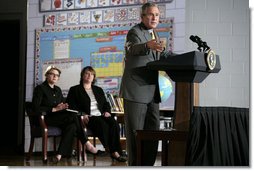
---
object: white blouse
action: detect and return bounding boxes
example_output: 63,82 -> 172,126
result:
85,89 -> 101,116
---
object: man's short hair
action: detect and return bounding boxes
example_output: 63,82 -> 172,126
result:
141,2 -> 158,17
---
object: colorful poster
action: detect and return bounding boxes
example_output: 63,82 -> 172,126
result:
35,19 -> 174,109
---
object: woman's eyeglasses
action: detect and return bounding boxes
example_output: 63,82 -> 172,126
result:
48,73 -> 60,77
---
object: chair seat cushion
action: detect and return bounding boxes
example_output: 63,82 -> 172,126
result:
86,128 -> 94,136
48,126 -> 62,136
32,126 -> 62,137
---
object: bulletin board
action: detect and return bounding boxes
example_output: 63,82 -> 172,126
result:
40,0 -> 173,12
35,19 -> 174,108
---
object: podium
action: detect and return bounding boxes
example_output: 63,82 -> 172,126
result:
147,50 -> 221,125
144,50 -> 221,165
149,51 -> 221,82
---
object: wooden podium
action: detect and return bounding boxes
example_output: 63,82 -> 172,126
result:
141,50 -> 221,165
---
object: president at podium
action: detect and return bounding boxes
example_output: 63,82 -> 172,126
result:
119,2 -> 176,166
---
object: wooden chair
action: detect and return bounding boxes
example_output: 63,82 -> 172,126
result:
78,115 -> 97,161
25,101 -> 62,163
25,102 -> 87,163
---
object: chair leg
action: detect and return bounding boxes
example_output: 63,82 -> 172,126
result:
77,140 -> 87,162
77,140 -> 81,162
93,136 -> 96,160
93,136 -> 96,147
26,137 -> 35,161
42,132 -> 48,163
83,142 -> 87,162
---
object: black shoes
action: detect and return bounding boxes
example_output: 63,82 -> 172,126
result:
86,149 -> 106,156
110,155 -> 127,162
96,150 -> 107,156
86,149 -> 127,162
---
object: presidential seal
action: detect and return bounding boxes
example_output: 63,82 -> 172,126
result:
206,49 -> 216,70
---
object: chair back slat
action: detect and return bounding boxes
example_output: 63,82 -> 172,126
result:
25,101 -> 40,127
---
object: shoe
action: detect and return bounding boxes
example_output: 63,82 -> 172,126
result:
52,156 -> 60,164
86,149 -> 106,156
121,151 -> 128,157
96,150 -> 107,156
110,155 -> 127,162
72,149 -> 77,157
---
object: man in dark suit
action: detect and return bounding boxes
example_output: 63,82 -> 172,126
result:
119,2 -> 173,166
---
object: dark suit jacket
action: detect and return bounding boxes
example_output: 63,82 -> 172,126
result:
32,81 -> 65,114
66,84 -> 111,115
120,22 -> 170,103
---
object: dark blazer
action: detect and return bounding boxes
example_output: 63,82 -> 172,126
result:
66,84 -> 111,115
119,22 -> 171,104
32,81 -> 65,114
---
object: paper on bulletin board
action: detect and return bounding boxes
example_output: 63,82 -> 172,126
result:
42,58 -> 82,97
53,39 -> 70,59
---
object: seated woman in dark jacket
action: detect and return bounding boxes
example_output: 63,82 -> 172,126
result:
66,66 -> 126,162
32,66 -> 102,163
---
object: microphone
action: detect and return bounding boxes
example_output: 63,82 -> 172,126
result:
189,35 -> 210,52
202,41 -> 210,52
189,35 -> 198,43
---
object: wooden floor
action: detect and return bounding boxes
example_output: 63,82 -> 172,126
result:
0,153 -> 162,167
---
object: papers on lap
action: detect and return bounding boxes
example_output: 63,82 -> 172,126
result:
66,109 -> 79,113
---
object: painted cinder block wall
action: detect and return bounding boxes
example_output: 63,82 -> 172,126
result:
25,0 -> 249,152
185,0 -> 249,108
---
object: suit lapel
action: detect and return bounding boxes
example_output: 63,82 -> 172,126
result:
143,31 -> 150,42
